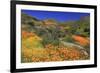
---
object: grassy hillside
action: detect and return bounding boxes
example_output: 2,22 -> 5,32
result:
21,13 -> 90,63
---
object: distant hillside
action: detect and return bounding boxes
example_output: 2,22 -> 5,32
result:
21,13 -> 90,44
21,13 -> 39,24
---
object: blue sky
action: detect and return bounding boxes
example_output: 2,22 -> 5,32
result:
22,9 -> 90,22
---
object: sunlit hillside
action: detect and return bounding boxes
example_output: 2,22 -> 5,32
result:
21,13 -> 90,63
